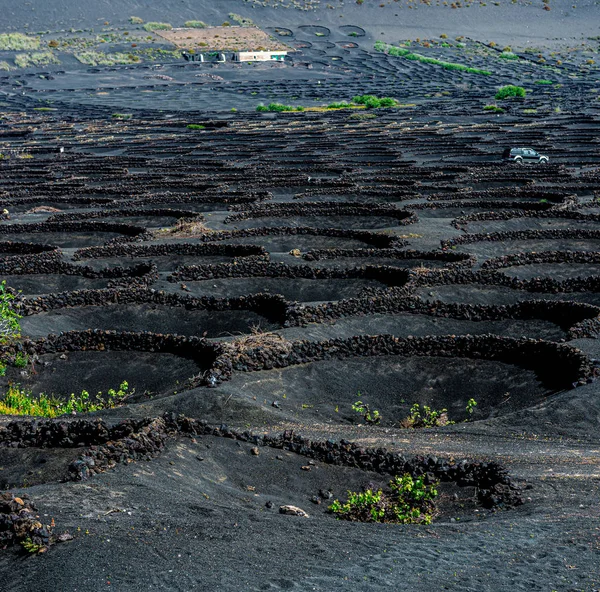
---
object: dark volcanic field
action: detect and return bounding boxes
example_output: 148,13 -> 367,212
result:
1,1 -> 600,590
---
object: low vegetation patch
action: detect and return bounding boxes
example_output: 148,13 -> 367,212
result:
0,33 -> 40,51
495,85 -> 526,99
129,16 -> 144,24
256,102 -> 304,112
112,113 -> 132,119
352,94 -> 398,108
143,22 -> 173,32
330,474 -> 438,524
14,52 -> 59,68
186,124 -> 206,129
483,104 -> 505,113
75,51 -> 140,66
375,40 -> 491,75
498,52 -> 519,60
0,381 -> 131,418
0,281 -> 21,341
228,13 -> 255,27
184,20 -> 208,28
535,79 -> 553,84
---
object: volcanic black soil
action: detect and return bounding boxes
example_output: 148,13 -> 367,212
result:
1,1 -> 600,591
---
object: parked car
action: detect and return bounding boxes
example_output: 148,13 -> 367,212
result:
502,147 -> 549,164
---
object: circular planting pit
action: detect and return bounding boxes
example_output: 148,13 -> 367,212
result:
178,277 -> 387,303
219,354 -> 555,425
0,350 -> 201,401
1,273 -> 112,296
20,304 -> 280,339
228,215 -> 409,231
0,222 -> 147,249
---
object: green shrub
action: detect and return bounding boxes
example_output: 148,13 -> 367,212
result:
112,113 -> 132,119
13,352 -> 28,369
143,22 -> 173,32
228,13 -> 255,27
327,101 -> 352,109
535,79 -> 553,84
498,52 -> 519,60
0,61 -> 11,71
184,20 -> 207,28
483,104 -> 505,113
0,281 -> 21,340
401,403 -> 451,428
0,381 -> 131,417
256,102 -> 303,112
352,94 -> 399,109
352,399 -> 380,424
129,16 -> 144,24
330,474 -> 438,524
186,124 -> 206,129
0,33 -> 40,51
495,85 -> 526,99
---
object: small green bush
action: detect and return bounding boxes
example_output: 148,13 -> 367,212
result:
0,281 -> 21,340
352,399 -> 380,424
143,22 -> 173,32
483,104 -> 505,113
186,124 -> 206,129
129,16 -> 144,24
112,113 -> 132,119
495,85 -> 526,99
184,20 -> 207,28
13,352 -> 28,369
535,79 -> 553,85
330,474 -> 438,524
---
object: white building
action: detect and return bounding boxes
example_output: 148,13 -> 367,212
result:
233,51 -> 288,62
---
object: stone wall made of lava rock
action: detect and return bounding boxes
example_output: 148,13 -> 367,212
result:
0,220 -> 149,239
407,266 -> 600,296
480,250 -> 600,271
0,243 -> 61,273
161,226 -> 403,249
287,293 -> 600,339
0,492 -> 55,553
224,202 -> 418,226
209,333 -> 592,389
451,208 -> 600,229
0,414 -> 523,510
441,228 -> 600,251
46,208 -> 205,223
301,248 -> 472,267
168,260 -> 410,288
16,288 -> 289,325
72,241 -> 268,261
0,330 -> 219,372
